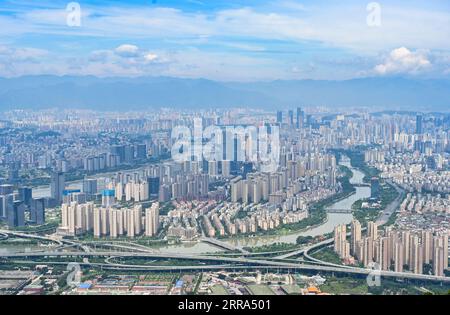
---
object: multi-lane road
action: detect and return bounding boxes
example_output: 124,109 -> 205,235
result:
1,229 -> 450,284
376,180 -> 405,226
3,248 -> 450,283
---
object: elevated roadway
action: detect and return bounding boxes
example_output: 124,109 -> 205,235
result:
200,237 -> 249,254
5,250 -> 450,283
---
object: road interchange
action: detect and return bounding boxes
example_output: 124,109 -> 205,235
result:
1,229 -> 450,284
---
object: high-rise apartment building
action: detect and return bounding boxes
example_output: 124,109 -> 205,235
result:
50,172 -> 65,204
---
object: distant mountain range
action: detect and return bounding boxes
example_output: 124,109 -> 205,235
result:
0,75 -> 449,111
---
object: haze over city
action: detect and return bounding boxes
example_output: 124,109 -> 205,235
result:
0,0 -> 450,110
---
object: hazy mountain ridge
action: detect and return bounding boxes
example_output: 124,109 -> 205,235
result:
0,76 -> 449,111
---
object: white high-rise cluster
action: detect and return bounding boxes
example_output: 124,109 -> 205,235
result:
58,201 -> 159,239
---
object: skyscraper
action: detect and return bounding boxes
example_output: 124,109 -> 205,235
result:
110,145 -> 126,163
145,203 -> 160,237
135,144 -> 147,159
0,194 -> 14,219
148,177 -> 160,196
124,145 -> 135,163
101,189 -> 116,207
334,224 -> 349,259
433,246 -> 445,277
18,187 -> 33,207
380,237 -> 390,271
416,114 -> 423,134
7,201 -> 25,228
367,221 -> 378,239
30,198 -> 45,225
51,172 -> 65,204
350,220 -> 362,256
288,110 -> 294,126
221,160 -> 231,177
82,178 -> 98,195
276,111 -> 283,124
394,242 -> 404,272
296,107 -> 303,129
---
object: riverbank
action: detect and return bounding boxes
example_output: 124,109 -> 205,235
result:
351,181 -> 400,225
221,158 -> 370,248
218,164 -> 356,243
341,149 -> 406,227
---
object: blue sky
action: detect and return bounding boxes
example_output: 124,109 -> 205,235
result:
0,0 -> 450,80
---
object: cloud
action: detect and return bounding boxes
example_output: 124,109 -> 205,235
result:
115,44 -> 140,57
3,2 -> 450,52
0,42 -> 167,78
1,1 -> 450,80
374,47 -> 431,75
96,46 -> 167,76
88,50 -> 112,62
144,53 -> 158,62
112,45 -> 160,64
0,46 -> 48,62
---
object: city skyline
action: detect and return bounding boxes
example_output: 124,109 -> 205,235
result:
0,106 -> 449,296
0,0 -> 449,299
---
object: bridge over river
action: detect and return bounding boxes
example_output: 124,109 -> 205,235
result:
326,208 -> 353,214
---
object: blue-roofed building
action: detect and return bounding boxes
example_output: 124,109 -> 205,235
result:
102,189 -> 116,207
63,189 -> 81,196
102,189 -> 115,197
78,282 -> 92,290
62,189 -> 86,204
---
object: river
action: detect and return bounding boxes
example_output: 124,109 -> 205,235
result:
155,158 -> 369,253
26,158 -> 369,254
222,158 -> 370,248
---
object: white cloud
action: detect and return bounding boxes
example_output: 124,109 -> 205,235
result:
0,46 -> 48,61
115,44 -> 140,57
113,45 -> 161,64
1,2 -> 450,80
144,53 -> 158,62
3,3 -> 450,53
374,47 -> 431,75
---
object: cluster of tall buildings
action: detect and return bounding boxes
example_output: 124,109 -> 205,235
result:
114,180 -> 150,203
0,184 -> 45,228
230,175 -> 269,204
334,220 -> 449,276
58,201 -> 159,238
49,158 -> 216,222
366,149 -> 449,194
100,162 -> 212,203
83,153 -> 120,172
0,110 -> 173,190
2,109 -> 448,182
364,149 -> 385,164
108,144 -> 148,166
231,153 -> 337,206
276,107 -> 306,129
207,160 -> 231,178
159,173 -> 210,202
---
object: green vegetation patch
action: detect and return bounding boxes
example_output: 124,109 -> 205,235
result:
281,284 -> 302,295
210,284 -> 229,295
310,247 -> 343,265
247,284 -> 275,295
